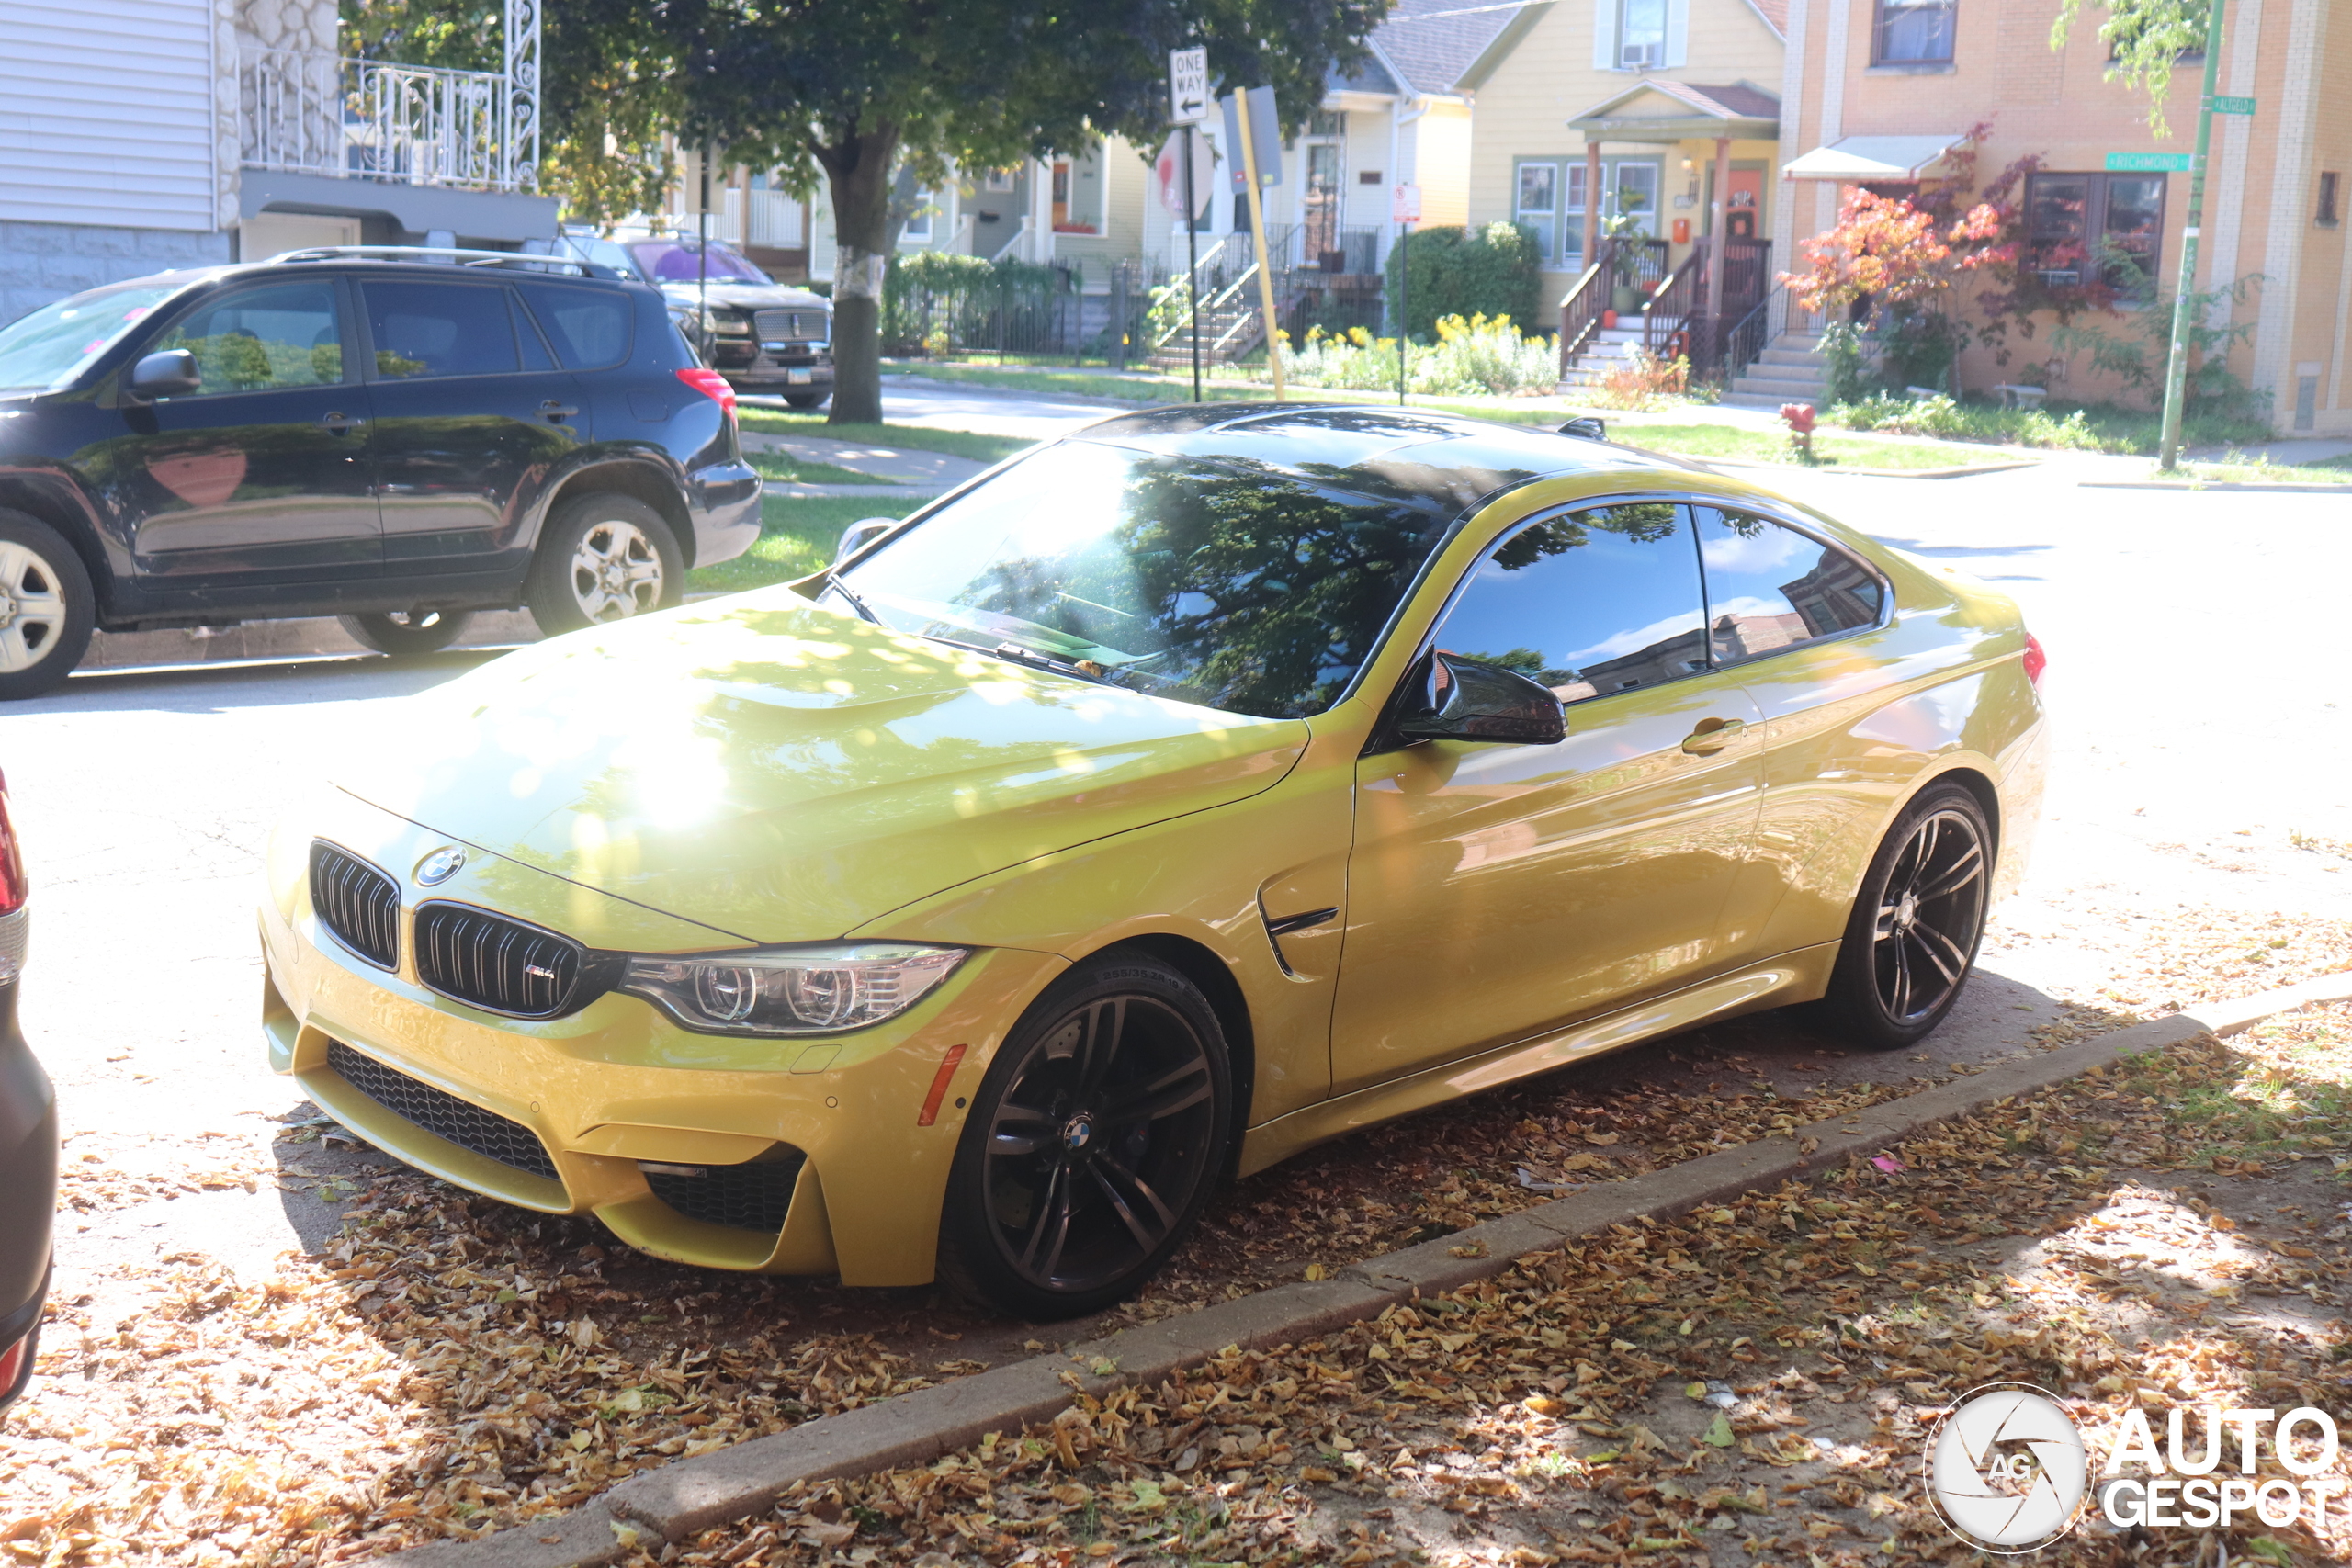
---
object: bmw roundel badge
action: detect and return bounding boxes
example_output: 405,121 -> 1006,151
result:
416,847 -> 467,886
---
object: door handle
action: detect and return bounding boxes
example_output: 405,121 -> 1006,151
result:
320,411 -> 362,434
1679,717 -> 1747,754
539,400 -> 579,422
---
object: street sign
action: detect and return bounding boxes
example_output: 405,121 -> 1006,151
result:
1154,129 -> 1211,219
2207,94 -> 2256,114
1391,182 -> 1422,222
1168,47 -> 1209,126
2106,152 -> 2195,171
1219,87 -> 1281,191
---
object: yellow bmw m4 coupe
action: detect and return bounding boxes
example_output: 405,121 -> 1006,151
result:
260,405 -> 2048,1318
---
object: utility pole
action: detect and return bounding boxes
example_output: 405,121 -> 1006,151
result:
1234,96 -> 1284,400
2157,0 -> 2228,472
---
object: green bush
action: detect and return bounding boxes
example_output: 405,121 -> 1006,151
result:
1385,223 -> 1541,341
1826,391 -> 2270,454
1277,313 -> 1557,396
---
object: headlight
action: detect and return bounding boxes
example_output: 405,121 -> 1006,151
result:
618,943 -> 967,1035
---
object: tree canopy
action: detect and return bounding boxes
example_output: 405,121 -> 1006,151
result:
2049,0 -> 2214,135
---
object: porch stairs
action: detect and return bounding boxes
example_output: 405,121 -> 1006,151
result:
1720,333 -> 1828,410
1555,323 -> 1655,396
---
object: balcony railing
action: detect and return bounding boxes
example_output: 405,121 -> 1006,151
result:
240,49 -> 537,193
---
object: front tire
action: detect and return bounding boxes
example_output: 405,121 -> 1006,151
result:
0,508 -> 96,701
1814,782 -> 1993,1050
938,954 -> 1232,1320
524,494 -> 684,637
337,608 -> 474,656
785,392 -> 831,411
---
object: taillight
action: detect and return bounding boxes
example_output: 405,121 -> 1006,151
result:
2021,633 -> 2047,688
674,367 -> 738,417
0,768 -> 23,917
0,1327 -> 28,1393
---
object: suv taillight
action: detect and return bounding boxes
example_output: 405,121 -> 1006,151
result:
675,367 -> 738,417
2021,633 -> 2047,688
0,769 -> 23,917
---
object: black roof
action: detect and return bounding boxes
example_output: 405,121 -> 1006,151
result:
1076,403 -> 1690,513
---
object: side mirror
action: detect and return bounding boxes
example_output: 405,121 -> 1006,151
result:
1397,650 -> 1566,746
1556,416 -> 1608,442
129,349 -> 201,400
834,517 -> 897,563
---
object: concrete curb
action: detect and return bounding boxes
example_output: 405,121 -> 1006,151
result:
1692,454 -> 2043,480
382,970 -> 2352,1568
2078,479 -> 2349,493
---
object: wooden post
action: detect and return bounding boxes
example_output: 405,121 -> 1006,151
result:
1581,142 -> 1602,270
1702,136 -> 1731,368
1236,101 -> 1285,399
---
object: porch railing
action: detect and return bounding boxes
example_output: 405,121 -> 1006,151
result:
240,49 -> 535,191
1555,242 -> 1616,378
1644,244 -> 1708,358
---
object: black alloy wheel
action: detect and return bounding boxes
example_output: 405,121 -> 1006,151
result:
1815,783 -> 1992,1050
940,956 -> 1230,1319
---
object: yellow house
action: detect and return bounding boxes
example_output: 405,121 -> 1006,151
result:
1457,0 -> 1789,354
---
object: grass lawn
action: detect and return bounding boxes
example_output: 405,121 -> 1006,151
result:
1611,421 -> 1998,470
738,408 -> 1033,466
687,494 -> 927,596
745,451 -> 900,487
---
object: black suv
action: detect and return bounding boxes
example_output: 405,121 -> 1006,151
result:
0,248 -> 763,699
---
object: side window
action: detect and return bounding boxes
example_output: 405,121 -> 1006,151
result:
516,282 -> 634,369
362,280 -> 520,379
1433,502 -> 1706,705
151,282 -> 345,394
1696,507 -> 1883,665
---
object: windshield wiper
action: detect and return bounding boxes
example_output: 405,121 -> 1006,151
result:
823,570 -> 882,626
917,634 -> 1114,685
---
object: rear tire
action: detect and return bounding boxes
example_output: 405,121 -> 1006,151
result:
0,508 -> 95,701
337,608 -> 474,656
1812,782 -> 1994,1050
524,493 -> 684,637
938,954 -> 1231,1320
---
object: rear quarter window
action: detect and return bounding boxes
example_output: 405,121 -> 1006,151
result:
516,282 -> 635,369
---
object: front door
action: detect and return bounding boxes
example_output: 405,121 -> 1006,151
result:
1329,502 -> 1766,1095
105,276 -> 379,588
359,276 -> 589,575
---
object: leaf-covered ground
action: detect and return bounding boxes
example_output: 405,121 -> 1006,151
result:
3,913 -> 2346,1566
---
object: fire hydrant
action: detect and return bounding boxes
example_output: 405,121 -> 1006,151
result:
1780,401 -> 1817,464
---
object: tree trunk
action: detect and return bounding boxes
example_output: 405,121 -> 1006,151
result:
820,125 -> 900,426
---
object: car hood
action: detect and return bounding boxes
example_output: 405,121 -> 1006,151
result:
658,281 -> 831,316
333,591 -> 1308,943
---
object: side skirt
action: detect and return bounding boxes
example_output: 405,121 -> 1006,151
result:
1234,942 -> 1840,1178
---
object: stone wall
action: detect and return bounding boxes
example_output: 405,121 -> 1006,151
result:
0,222 -> 232,323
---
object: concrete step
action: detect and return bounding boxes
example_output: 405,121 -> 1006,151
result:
1758,348 -> 1826,370
1731,374 -> 1830,400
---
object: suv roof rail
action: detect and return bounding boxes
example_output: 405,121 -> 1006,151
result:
266,245 -> 626,279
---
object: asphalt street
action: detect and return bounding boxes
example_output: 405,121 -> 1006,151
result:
6,382 -> 2346,1345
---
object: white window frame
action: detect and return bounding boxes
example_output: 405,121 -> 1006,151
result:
1514,159 -> 1560,262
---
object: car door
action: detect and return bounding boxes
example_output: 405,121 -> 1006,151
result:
1329,501 -> 1767,1096
1690,503 -> 1905,964
359,276 -> 590,575
99,276 -> 380,588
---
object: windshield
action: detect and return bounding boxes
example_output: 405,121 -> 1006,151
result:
626,241 -> 774,285
0,279 -> 187,393
831,441 -> 1462,720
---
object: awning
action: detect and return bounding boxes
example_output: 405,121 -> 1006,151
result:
1780,135 -> 1966,181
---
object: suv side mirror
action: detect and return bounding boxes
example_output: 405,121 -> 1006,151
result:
129,349 -> 201,400
834,517 -> 897,563
1556,416 -> 1608,441
1397,650 -> 1566,746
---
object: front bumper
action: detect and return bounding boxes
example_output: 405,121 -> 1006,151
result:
687,459 -> 762,569
259,792 -> 1065,1285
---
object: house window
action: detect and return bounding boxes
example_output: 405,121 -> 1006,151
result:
2026,172 -> 2166,295
1618,0 -> 1667,67
1516,161 -> 1558,261
2320,171 -> 2342,227
1309,109 -> 1345,138
896,168 -> 934,243
1874,0 -> 1956,62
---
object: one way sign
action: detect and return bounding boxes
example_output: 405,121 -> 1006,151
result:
1169,47 -> 1209,125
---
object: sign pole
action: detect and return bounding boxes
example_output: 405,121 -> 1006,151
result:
1185,132 -> 1202,403
2158,0 -> 2229,473
1235,97 -> 1285,400
1396,219 -> 1409,404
